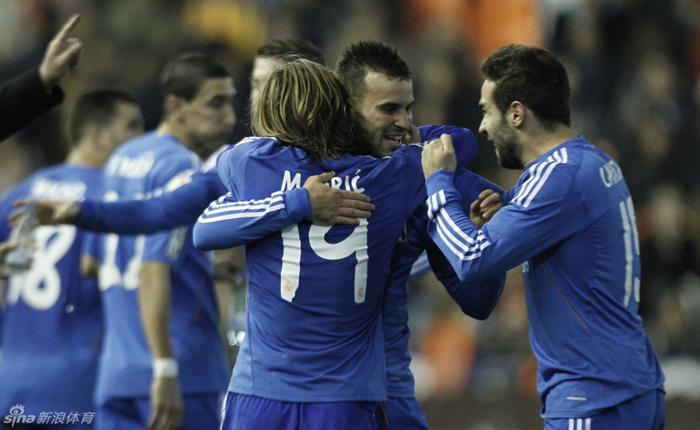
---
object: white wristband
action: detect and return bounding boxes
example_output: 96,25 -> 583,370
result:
152,358 -> 178,378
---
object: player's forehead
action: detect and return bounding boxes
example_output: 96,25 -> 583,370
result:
361,71 -> 414,107
480,80 -> 496,106
194,77 -> 237,100
112,101 -> 143,121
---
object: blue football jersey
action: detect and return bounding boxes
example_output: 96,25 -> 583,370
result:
192,126 -> 498,401
0,163 -> 104,415
383,169 -> 506,398
75,146 -> 229,235
194,133 -> 477,402
425,136 -> 665,417
94,132 -> 228,402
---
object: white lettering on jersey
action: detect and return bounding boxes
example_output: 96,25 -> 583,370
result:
281,170 -> 302,192
329,169 -> 365,193
599,159 -> 623,188
106,154 -> 155,179
281,169 -> 365,193
30,179 -> 86,201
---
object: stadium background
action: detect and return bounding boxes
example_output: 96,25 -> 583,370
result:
0,0 -> 699,428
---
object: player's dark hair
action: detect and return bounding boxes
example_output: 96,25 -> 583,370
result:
160,52 -> 231,101
65,84 -> 139,147
256,39 -> 326,66
252,60 -> 378,162
481,44 -> 571,129
335,40 -> 411,105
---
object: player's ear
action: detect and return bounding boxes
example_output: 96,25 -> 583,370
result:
509,101 -> 525,128
165,95 -> 185,122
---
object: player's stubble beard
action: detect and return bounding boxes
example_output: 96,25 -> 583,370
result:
493,115 -> 523,170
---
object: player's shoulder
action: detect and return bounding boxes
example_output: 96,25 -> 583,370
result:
202,144 -> 230,172
220,136 -> 285,167
531,138 -> 587,179
418,124 -> 474,140
392,143 -> 425,169
544,137 -> 614,186
114,131 -> 158,153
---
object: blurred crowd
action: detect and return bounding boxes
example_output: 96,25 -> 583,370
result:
2,0 -> 700,409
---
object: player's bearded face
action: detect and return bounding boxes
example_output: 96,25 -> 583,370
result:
479,80 -> 523,170
359,72 -> 414,157
492,113 -> 523,170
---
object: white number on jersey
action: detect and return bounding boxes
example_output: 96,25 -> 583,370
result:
7,225 -> 76,310
280,219 -> 369,303
620,196 -> 640,306
98,191 -> 145,291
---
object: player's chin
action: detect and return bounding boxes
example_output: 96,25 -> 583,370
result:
382,139 -> 402,155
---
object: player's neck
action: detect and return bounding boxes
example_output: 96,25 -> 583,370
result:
65,144 -> 107,168
521,124 -> 577,167
157,121 -> 191,148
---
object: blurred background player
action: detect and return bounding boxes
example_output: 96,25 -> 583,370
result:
0,84 -> 144,428
88,52 -> 233,430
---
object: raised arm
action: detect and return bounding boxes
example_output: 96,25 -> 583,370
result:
420,169 -> 506,319
14,171 -> 222,234
194,171 -> 374,251
0,15 -> 83,142
423,164 -> 575,284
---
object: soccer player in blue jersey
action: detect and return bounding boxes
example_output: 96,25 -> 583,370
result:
193,58 -> 486,430
421,44 -> 666,430
335,41 -> 506,430
88,53 -> 233,430
0,85 -> 144,428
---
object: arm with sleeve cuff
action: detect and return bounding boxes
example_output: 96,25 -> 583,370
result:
425,169 -> 573,283
426,240 -> 506,319
194,187 -> 310,250
76,170 -> 225,234
420,170 -> 506,319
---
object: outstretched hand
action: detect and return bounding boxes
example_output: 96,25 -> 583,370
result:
304,172 -> 374,225
421,133 -> 457,179
11,199 -> 81,226
39,14 -> 83,89
469,189 -> 503,228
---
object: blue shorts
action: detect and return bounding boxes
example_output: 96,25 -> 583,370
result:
544,389 -> 665,430
221,392 -> 378,430
377,396 -> 429,430
96,393 -> 221,430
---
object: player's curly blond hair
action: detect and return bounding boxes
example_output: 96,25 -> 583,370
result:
252,59 -> 378,162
